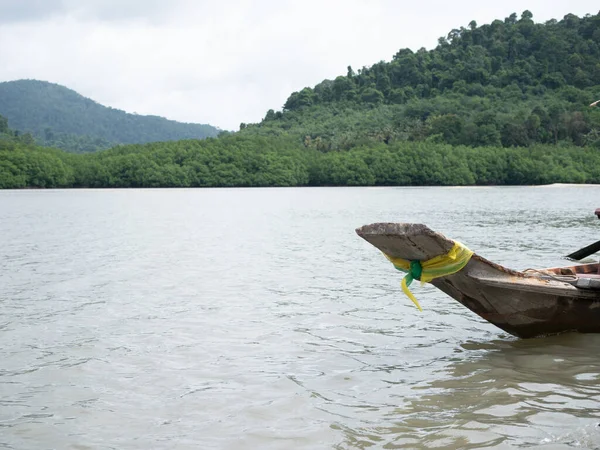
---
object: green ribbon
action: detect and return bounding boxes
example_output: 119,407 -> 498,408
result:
409,260 -> 422,282
401,260 -> 423,288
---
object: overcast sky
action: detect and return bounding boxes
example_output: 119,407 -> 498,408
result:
0,0 -> 598,130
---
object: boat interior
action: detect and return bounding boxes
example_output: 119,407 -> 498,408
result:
531,262 -> 600,290
544,262 -> 600,277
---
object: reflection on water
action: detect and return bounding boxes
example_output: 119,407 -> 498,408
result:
1,186 -> 600,449
333,334 -> 600,449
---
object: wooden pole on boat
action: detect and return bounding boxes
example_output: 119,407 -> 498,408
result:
566,208 -> 600,260
566,240 -> 600,260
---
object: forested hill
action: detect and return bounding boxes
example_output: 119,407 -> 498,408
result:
242,11 -> 600,150
0,80 -> 221,153
3,10 -> 600,190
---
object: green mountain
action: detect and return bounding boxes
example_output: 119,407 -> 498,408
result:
241,11 -> 600,150
0,79 -> 221,152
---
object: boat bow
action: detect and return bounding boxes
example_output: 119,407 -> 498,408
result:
357,223 -> 600,338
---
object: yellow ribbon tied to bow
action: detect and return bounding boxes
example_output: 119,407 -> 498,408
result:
383,241 -> 473,311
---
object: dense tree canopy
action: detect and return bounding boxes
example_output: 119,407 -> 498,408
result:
2,122 -> 599,189
243,11 -> 600,150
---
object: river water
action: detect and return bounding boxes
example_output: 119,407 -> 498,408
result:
1,186 -> 600,449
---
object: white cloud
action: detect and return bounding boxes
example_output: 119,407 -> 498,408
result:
0,0 -> 598,130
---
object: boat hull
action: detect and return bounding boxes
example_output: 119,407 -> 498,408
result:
432,257 -> 600,338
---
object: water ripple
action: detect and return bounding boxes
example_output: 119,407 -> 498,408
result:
1,186 -> 600,449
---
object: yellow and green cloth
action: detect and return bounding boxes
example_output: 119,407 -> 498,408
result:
383,241 -> 473,311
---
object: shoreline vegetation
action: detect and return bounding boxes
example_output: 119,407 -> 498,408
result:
1,135 -> 600,189
1,11 -> 600,189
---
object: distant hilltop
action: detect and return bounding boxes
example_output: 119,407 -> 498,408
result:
241,10 -> 600,151
0,79 -> 221,153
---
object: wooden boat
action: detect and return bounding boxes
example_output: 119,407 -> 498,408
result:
356,223 -> 600,338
